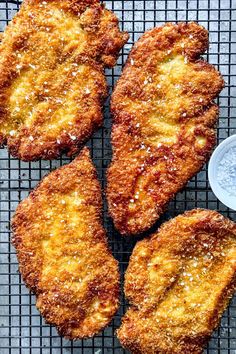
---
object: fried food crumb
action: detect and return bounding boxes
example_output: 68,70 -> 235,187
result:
107,22 -> 224,236
12,147 -> 120,339
118,209 -> 236,353
0,0 -> 128,161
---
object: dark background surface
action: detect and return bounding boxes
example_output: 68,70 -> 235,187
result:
0,0 -> 236,353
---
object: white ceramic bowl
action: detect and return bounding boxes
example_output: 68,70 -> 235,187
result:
208,135 -> 236,210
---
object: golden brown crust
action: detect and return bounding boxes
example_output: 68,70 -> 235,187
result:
0,0 -> 128,161
117,209 -> 236,354
11,148 -> 120,339
107,22 -> 224,236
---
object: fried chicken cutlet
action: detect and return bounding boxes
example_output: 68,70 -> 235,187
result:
107,23 -> 224,235
0,0 -> 128,161
12,148 -> 119,339
118,209 -> 236,354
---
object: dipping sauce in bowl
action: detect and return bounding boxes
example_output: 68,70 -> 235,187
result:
208,135 -> 236,210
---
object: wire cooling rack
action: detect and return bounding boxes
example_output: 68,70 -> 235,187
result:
0,0 -> 236,353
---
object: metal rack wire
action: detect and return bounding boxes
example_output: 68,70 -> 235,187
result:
0,0 -> 236,353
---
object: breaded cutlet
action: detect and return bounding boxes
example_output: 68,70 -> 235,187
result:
0,0 -> 128,161
107,22 -> 224,236
118,209 -> 236,353
12,148 -> 120,339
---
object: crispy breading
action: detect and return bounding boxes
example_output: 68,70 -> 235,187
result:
0,0 -> 128,161
11,148 -> 119,339
117,209 -> 236,354
107,22 -> 224,236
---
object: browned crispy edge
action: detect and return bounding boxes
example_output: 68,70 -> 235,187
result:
5,56 -> 108,162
